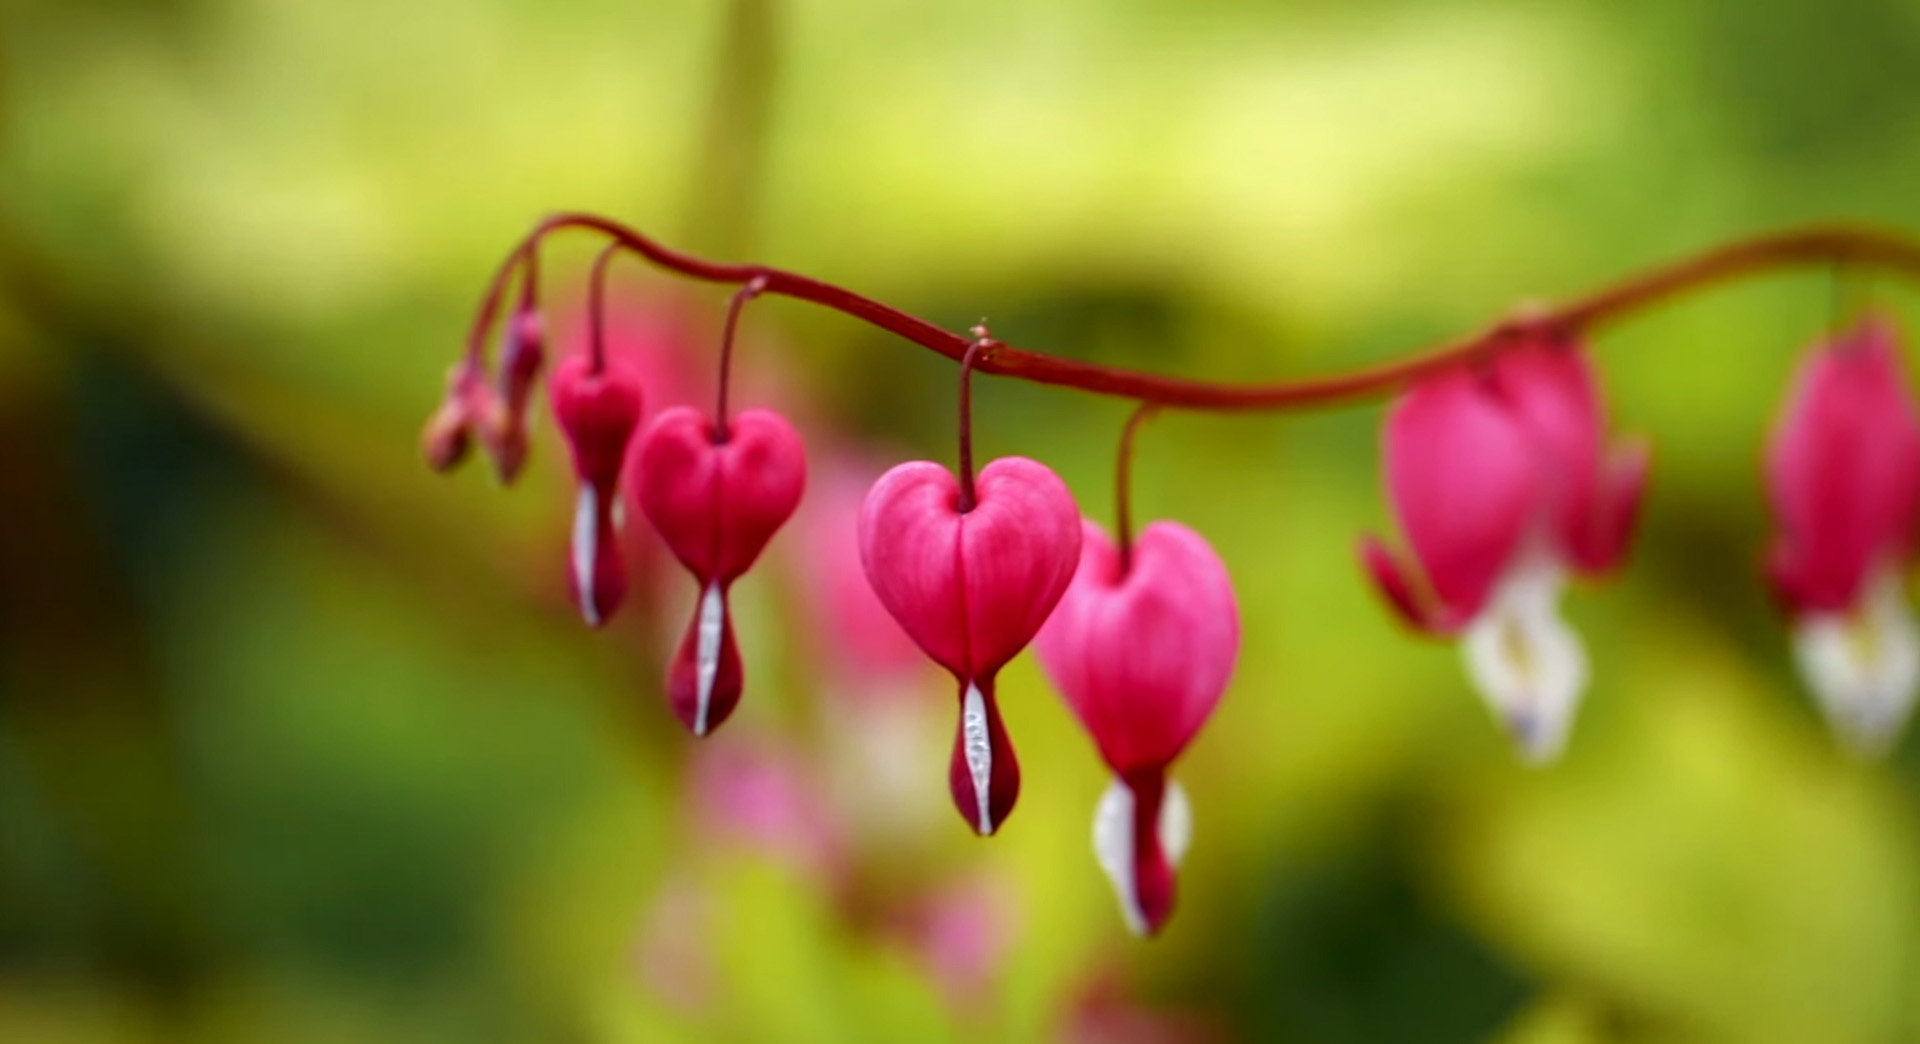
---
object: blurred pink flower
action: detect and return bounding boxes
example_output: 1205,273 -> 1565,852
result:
793,452 -> 930,689
1359,336 -> 1647,762
631,874 -> 715,1014
688,736 -> 847,884
898,873 -> 1016,1014
1766,316 -> 1920,755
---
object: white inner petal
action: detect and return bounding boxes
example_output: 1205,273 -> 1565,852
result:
1793,563 -> 1920,758
693,581 -> 725,736
1461,555 -> 1588,764
1090,776 -> 1191,937
961,683 -> 994,835
1160,778 -> 1191,868
571,485 -> 599,627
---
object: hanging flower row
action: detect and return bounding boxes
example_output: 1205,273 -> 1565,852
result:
423,213 -> 1920,936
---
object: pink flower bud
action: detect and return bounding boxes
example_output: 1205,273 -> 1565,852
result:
1036,520 -> 1237,936
499,308 -> 546,420
1766,317 -> 1920,755
635,406 -> 807,735
483,307 -> 547,484
550,355 -> 644,628
419,362 -> 496,473
858,457 -> 1081,836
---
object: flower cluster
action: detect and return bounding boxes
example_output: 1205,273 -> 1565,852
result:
428,220 -> 1920,937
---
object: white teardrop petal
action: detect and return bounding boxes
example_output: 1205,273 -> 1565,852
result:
1090,776 -> 1191,937
693,581 -> 725,736
1461,556 -> 1588,764
1159,778 -> 1192,869
1794,564 -> 1920,758
961,683 -> 994,835
571,485 -> 599,627
1091,779 -> 1147,936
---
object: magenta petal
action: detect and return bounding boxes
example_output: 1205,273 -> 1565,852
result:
858,457 -> 1082,680
1580,439 -> 1650,573
1766,318 -> 1920,612
1490,337 -> 1633,571
1358,535 -> 1456,634
636,406 -> 808,583
1036,520 -> 1238,773
551,356 -> 645,492
1384,369 -> 1537,619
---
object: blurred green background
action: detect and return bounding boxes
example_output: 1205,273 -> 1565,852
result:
6,0 -> 1920,1041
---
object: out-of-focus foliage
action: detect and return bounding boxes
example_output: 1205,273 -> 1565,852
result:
4,0 -> 1920,1041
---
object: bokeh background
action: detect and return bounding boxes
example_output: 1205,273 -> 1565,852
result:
6,0 -> 1920,1041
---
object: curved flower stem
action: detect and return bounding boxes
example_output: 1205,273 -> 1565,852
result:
586,240 -> 622,376
714,276 -> 768,441
468,215 -> 1920,411
956,330 -> 993,513
1115,402 -> 1158,577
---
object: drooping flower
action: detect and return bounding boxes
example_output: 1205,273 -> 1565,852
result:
859,458 -> 1082,835
635,406 -> 807,735
550,354 -> 645,628
1765,317 -> 1920,756
1036,520 -> 1237,936
1359,334 -> 1647,762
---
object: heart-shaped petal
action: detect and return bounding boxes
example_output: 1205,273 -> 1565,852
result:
1766,318 -> 1920,613
1036,520 -> 1238,774
1383,369 -> 1537,622
858,457 -> 1081,680
636,406 -> 808,583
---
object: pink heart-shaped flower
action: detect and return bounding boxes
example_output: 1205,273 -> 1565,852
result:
858,456 -> 1081,835
1036,519 -> 1238,936
550,355 -> 645,629
636,406 -> 808,735
1037,520 -> 1238,774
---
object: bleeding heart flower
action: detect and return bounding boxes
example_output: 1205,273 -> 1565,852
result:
1359,334 -> 1648,762
1766,316 -> 1920,756
1036,520 -> 1237,936
636,406 -> 807,735
551,355 -> 645,628
859,457 -> 1081,836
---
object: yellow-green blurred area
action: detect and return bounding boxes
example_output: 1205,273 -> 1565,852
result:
6,0 -> 1920,1040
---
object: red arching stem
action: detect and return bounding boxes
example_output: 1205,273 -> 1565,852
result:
518,244 -> 540,313
1115,403 -> 1159,577
956,332 -> 991,513
586,240 -> 621,376
714,276 -> 768,442
466,214 -> 1920,410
